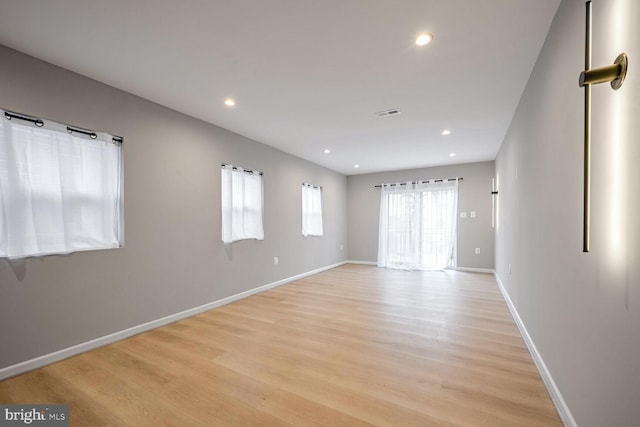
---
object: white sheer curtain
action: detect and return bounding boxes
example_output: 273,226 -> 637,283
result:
0,111 -> 123,259
302,184 -> 323,236
221,164 -> 264,243
377,180 -> 458,270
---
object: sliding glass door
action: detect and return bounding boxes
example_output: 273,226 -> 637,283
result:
378,180 -> 458,270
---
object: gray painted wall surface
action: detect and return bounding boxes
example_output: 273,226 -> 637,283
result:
0,46 -> 348,369
347,161 -> 494,269
495,0 -> 640,425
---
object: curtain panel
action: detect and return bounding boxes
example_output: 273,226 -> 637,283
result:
0,111 -> 123,259
221,165 -> 264,243
302,184 -> 323,236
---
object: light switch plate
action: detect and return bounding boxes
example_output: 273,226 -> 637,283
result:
460,212 -> 467,219
470,211 -> 476,218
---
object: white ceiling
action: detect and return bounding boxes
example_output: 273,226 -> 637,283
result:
0,0 -> 560,175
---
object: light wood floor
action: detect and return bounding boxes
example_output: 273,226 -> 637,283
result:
0,264 -> 562,426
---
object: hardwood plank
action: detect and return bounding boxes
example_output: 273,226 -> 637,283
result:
0,264 -> 562,426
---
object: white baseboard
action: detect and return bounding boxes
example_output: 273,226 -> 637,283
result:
346,260 -> 377,266
0,260 -> 348,381
494,273 -> 577,427
346,262 -> 494,274
452,266 -> 495,274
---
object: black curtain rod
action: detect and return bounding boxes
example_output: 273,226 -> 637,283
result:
302,182 -> 322,189
67,126 -> 122,144
4,111 -> 44,127
4,109 -> 123,144
221,163 -> 263,176
374,177 -> 463,188
67,126 -> 97,140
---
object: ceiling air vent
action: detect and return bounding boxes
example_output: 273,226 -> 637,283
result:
375,108 -> 401,117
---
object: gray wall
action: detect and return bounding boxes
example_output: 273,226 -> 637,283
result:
0,45 -> 348,369
495,0 -> 640,425
347,161 -> 494,269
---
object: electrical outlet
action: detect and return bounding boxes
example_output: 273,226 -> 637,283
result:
460,212 -> 467,219
470,211 -> 476,218
475,248 -> 481,254
273,257 -> 279,265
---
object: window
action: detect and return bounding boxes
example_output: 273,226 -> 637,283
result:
302,184 -> 323,236
221,164 -> 264,243
0,110 -> 123,259
377,179 -> 458,270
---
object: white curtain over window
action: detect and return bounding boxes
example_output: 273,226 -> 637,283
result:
0,111 -> 123,259
221,164 -> 264,243
377,180 -> 458,270
302,184 -> 323,236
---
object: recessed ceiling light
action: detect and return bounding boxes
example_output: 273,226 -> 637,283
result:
354,164 -> 360,168
224,98 -> 236,107
324,149 -> 331,154
416,33 -> 434,46
442,129 -> 451,136
449,153 -> 456,157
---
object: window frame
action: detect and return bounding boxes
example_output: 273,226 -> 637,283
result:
302,183 -> 323,237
